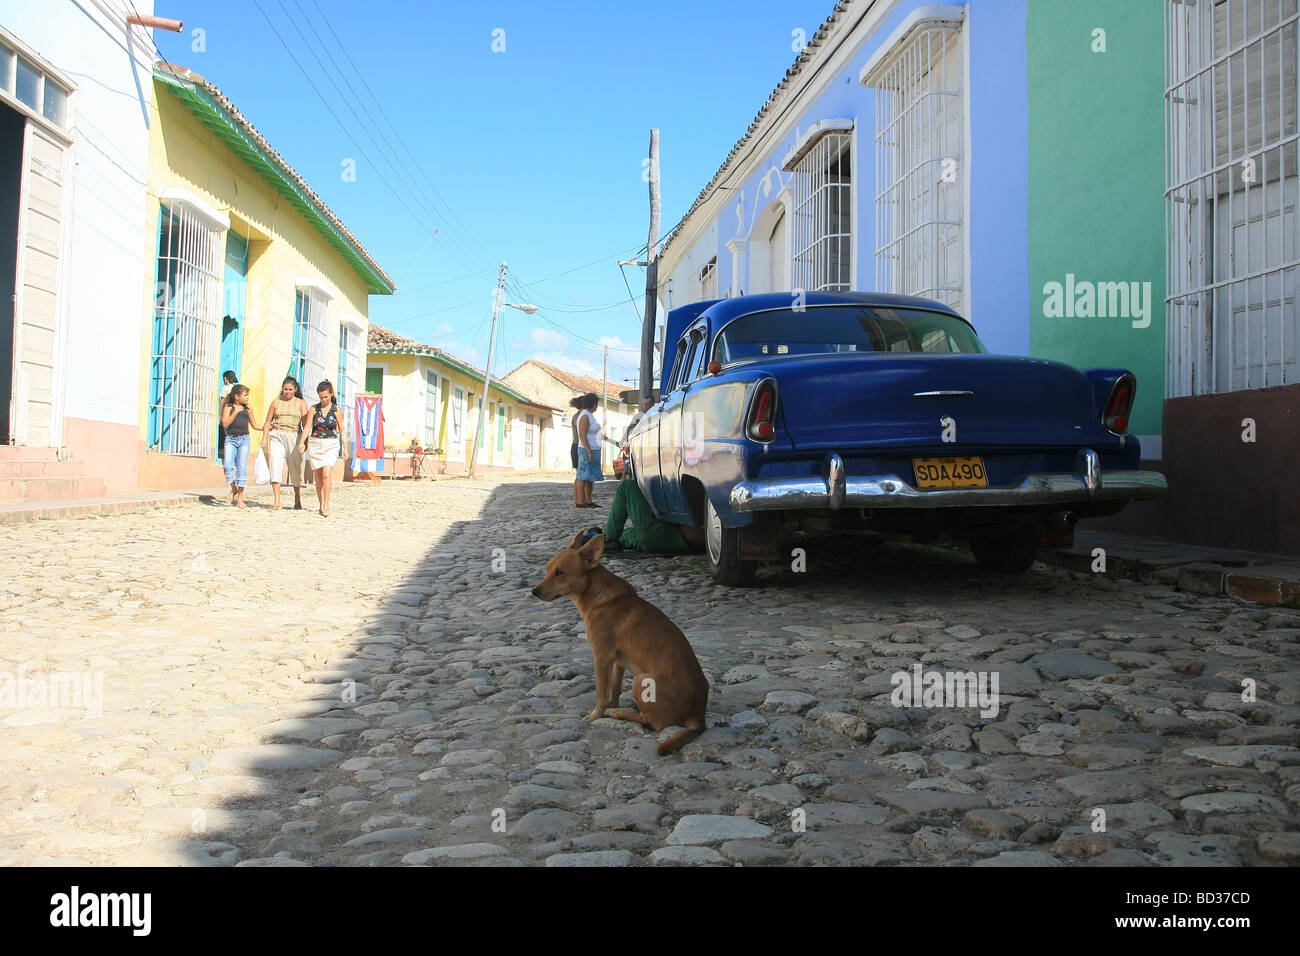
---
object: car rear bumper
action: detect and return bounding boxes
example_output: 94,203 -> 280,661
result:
728,450 -> 1168,512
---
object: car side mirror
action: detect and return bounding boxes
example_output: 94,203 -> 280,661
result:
708,361 -> 721,375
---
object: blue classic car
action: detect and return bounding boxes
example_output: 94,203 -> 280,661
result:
627,291 -> 1168,586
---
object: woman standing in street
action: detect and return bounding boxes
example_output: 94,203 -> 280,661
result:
574,392 -> 603,508
299,380 -> 347,517
569,395 -> 583,507
219,384 -> 261,508
263,376 -> 308,511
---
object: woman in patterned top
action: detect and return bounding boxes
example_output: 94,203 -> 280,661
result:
298,380 -> 348,516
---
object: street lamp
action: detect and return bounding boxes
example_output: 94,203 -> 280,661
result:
467,263 -> 538,477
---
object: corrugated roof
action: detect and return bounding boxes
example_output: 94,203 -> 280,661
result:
507,359 -> 633,406
153,63 -> 396,295
658,1 -> 853,261
367,324 -> 554,409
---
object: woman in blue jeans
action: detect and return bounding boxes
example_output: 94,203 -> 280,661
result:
220,385 -> 262,508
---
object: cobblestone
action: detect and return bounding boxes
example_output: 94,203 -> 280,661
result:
1,476 -> 1297,865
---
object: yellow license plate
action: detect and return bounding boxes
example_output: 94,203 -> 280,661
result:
913,456 -> 988,489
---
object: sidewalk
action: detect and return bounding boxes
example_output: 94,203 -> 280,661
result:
1046,531 -> 1300,609
0,480 -> 361,525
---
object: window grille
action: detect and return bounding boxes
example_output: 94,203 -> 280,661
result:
699,257 -> 718,300
425,369 -> 439,446
524,414 -> 535,457
338,324 -> 363,435
1166,0 -> 1299,396
866,18 -> 963,308
791,133 -> 853,293
452,386 -> 464,443
291,287 -> 330,393
149,202 -> 223,457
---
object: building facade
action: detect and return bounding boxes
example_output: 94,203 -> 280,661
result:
661,0 -> 1165,444
366,324 -> 557,474
1160,0 -> 1299,553
139,64 -> 394,489
1,4 -> 157,500
501,358 -> 637,471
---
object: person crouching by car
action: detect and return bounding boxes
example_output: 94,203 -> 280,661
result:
601,476 -> 704,554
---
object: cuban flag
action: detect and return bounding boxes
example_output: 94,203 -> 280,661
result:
353,394 -> 385,473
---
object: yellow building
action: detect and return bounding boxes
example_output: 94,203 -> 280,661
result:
366,324 -> 557,474
137,63 -> 394,489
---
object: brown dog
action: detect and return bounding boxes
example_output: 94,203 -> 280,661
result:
530,531 -> 709,755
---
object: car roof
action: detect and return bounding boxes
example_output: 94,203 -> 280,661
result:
692,291 -> 964,326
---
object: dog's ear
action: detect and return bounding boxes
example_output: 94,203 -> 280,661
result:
568,530 -> 588,550
578,533 -> 604,567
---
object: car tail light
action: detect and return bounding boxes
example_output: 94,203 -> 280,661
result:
1102,374 -> 1135,434
747,381 -> 777,442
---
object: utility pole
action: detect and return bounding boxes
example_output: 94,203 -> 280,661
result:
468,261 -> 507,479
601,344 -> 608,469
639,129 -> 660,404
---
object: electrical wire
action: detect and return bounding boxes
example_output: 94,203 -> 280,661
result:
273,0 -> 492,281
305,0 -> 501,270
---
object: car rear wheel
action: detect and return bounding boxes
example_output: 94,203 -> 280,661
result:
970,531 -> 1037,573
706,498 -> 757,587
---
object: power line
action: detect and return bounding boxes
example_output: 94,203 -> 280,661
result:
305,0 -> 501,271
249,0 -> 460,274
272,0 -> 492,281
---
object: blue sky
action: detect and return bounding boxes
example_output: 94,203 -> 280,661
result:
151,0 -> 834,390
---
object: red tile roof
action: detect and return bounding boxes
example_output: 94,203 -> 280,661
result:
367,325 -> 558,410
508,359 -> 632,406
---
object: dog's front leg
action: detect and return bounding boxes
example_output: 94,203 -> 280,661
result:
585,653 -> 613,721
607,662 -> 626,709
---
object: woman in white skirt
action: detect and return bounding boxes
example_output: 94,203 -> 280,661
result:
299,380 -> 347,517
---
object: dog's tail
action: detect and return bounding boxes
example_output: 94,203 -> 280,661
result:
657,718 -> 707,757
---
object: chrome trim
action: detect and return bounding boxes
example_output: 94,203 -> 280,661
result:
913,390 -> 973,397
827,453 -> 846,509
1076,448 -> 1100,492
729,464 -> 1168,512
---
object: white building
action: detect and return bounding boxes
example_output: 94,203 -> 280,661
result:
1,2 -> 157,498
501,358 -> 637,471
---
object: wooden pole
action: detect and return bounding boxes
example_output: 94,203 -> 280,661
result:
601,344 -> 608,470
639,129 -> 660,403
467,262 -> 506,478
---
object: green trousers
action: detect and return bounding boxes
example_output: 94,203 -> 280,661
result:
603,478 -> 689,553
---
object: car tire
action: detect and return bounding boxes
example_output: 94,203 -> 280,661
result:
705,497 -> 756,587
970,531 -> 1037,573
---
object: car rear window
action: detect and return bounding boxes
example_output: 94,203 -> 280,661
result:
711,306 -> 987,366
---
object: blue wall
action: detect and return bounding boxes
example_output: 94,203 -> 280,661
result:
705,0 -> 1030,356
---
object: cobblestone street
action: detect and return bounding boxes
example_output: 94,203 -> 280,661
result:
2,476 -> 1297,867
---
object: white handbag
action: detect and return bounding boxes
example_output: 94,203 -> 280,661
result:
253,447 -> 271,486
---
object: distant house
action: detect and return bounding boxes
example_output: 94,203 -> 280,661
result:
366,324 -> 557,473
140,63 -> 395,489
501,359 -> 637,471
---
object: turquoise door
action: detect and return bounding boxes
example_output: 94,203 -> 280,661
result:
218,233 -> 248,458
221,233 -> 247,379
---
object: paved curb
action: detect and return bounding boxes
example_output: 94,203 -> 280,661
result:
1046,532 -> 1300,609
